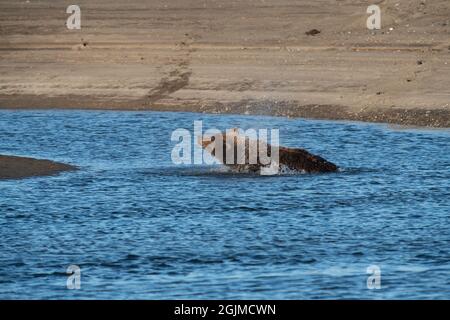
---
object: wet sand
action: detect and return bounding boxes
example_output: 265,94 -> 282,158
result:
0,0 -> 449,127
0,155 -> 77,180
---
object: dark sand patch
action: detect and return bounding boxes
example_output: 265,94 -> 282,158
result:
0,155 -> 77,180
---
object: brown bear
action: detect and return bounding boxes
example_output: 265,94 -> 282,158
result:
198,128 -> 338,174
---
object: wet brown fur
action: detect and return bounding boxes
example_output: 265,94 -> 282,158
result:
200,130 -> 338,173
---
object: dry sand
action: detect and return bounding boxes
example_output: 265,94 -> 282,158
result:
0,0 -> 449,127
0,155 -> 77,179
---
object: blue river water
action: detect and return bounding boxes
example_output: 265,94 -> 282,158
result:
0,110 -> 449,299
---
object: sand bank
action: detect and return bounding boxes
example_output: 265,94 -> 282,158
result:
0,0 -> 449,127
0,155 -> 77,180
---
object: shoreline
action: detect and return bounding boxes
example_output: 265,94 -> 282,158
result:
1,0 -> 449,128
1,96 -> 449,128
0,155 -> 77,180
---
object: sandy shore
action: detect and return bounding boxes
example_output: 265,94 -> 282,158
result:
1,0 -> 449,127
0,155 -> 77,180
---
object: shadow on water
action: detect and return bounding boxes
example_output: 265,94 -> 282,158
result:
137,165 -> 348,178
